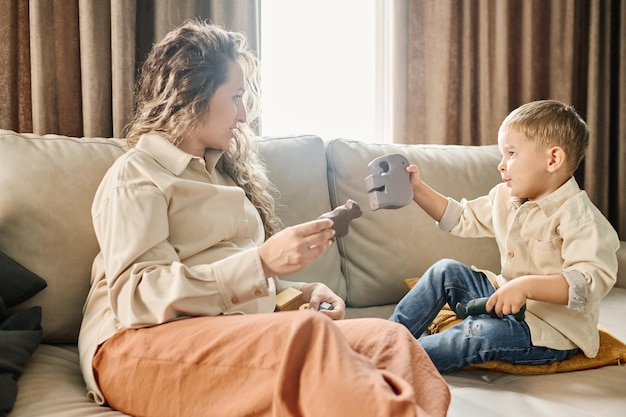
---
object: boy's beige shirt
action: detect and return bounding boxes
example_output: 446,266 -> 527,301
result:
79,133 -> 303,404
439,178 -> 619,358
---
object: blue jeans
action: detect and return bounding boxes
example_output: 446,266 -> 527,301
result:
389,259 -> 578,372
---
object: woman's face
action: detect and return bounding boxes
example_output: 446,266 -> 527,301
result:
182,61 -> 247,156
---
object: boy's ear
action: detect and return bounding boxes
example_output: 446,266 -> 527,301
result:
546,146 -> 566,173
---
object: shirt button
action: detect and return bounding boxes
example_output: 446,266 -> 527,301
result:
254,290 -> 262,296
506,250 -> 514,259
231,296 -> 239,304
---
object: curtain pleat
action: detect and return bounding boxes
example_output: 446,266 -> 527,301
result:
29,0 -> 82,136
78,0 -> 112,138
0,0 -> 31,132
111,0 -> 137,138
388,0 -> 409,144
394,0 -> 625,239
584,0 -> 626,238
208,0 -> 260,53
619,2 -> 626,238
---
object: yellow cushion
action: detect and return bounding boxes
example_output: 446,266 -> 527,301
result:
404,278 -> 626,374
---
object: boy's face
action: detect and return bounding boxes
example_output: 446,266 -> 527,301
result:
497,128 -> 555,200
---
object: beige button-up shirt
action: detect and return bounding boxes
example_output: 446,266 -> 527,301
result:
79,133 -> 302,404
438,177 -> 619,358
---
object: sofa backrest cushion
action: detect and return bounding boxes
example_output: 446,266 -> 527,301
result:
258,136 -> 346,299
325,139 -> 503,307
0,130 -> 127,343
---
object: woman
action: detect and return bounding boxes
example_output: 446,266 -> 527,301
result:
78,19 -> 449,417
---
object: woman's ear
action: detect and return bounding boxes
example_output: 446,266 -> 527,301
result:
546,146 -> 566,173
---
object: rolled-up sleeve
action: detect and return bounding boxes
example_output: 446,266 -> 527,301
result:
438,193 -> 496,239
562,270 -> 587,312
437,198 -> 463,232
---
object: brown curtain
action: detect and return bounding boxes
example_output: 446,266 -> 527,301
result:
391,0 -> 625,240
0,0 -> 259,139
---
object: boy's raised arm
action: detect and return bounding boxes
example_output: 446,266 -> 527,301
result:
407,164 -> 449,222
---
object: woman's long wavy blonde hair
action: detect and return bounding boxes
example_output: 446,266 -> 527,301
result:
125,20 -> 281,238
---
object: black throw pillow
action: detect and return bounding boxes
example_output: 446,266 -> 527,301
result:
0,251 -> 47,308
0,251 -> 46,415
0,299 -> 43,415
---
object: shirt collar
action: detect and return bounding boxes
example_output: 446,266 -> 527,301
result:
203,148 -> 225,174
135,133 -> 224,175
511,177 -> 581,215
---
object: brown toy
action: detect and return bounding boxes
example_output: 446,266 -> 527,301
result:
318,199 -> 363,238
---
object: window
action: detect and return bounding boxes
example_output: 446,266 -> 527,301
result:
260,0 -> 382,142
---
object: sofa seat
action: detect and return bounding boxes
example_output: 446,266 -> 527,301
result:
12,345 -> 129,417
445,365 -> 626,417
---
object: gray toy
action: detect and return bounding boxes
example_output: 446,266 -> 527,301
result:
364,154 -> 413,210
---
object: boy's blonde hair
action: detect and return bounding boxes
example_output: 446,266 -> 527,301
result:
499,100 -> 589,175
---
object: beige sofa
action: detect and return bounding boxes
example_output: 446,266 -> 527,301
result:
2,130 -> 624,417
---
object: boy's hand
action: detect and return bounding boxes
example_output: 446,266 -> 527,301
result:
485,279 -> 528,317
406,164 -> 423,192
405,164 -> 449,222
486,274 -> 570,316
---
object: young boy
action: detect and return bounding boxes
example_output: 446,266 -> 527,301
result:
389,100 -> 619,372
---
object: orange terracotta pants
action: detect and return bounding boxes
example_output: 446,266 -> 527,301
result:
93,311 -> 450,417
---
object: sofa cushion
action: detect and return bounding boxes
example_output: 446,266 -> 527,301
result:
11,344 -> 129,416
325,139 -> 503,307
0,130 -> 127,343
258,136 -> 346,299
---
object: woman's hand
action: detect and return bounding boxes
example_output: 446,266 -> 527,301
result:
301,282 -> 346,320
259,218 -> 335,278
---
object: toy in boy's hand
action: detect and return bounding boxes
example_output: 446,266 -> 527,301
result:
318,199 -> 362,239
364,154 -> 412,210
455,297 -> 526,321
